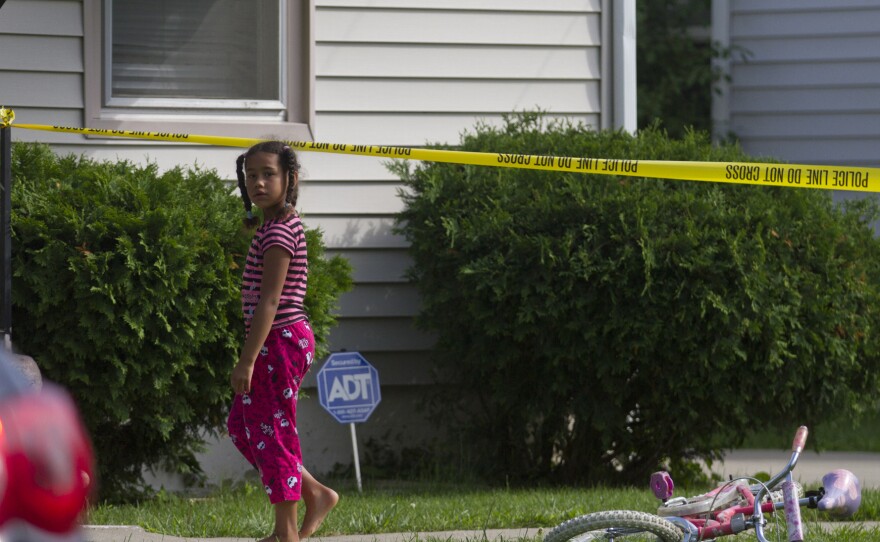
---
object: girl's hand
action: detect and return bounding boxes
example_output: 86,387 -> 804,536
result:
231,359 -> 255,394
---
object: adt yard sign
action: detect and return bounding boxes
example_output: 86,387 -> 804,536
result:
317,351 -> 380,492
317,351 -> 381,424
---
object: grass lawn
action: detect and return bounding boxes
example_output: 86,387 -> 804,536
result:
88,480 -> 880,540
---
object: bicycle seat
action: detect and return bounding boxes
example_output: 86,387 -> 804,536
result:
817,469 -> 861,518
650,471 -> 674,500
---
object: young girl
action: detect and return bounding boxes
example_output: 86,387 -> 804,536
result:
227,141 -> 338,542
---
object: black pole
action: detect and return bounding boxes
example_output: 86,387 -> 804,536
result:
0,123 -> 11,344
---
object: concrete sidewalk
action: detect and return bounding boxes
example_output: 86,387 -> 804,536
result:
82,523 -> 880,542
82,526 -> 545,542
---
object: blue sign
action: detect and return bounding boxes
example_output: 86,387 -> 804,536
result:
317,351 -> 381,423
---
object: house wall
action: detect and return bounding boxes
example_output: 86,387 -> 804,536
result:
1,0 -> 610,483
713,0 -> 880,167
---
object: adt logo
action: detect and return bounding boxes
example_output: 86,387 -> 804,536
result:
317,352 -> 381,423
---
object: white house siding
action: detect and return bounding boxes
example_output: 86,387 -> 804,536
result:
713,0 -> 880,168
1,0 -> 609,479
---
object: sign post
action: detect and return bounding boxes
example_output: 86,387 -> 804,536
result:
316,351 -> 381,492
1,110 -> 12,348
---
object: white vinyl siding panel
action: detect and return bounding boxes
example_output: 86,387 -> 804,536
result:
306,217 -> 406,249
326,250 -> 412,283
337,284 -> 421,318
0,0 -> 82,36
730,88 -> 878,114
723,1 -> 880,167
327,318 -> 436,352
2,72 -> 83,108
317,79 -> 600,113
729,113 -> 880,138
300,152 -> 399,180
315,9 -> 600,46
300,182 -> 404,214
733,36 -> 880,62
0,35 -> 83,72
318,0 -> 601,12
731,8 -> 880,37
732,61 -> 880,88
317,44 -> 600,79
733,0 -> 880,9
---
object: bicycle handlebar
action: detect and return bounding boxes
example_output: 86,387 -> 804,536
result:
791,426 -> 808,453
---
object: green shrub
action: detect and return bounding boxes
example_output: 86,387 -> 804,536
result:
393,113 -> 880,486
10,142 -> 352,501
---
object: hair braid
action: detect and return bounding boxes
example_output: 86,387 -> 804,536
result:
236,153 -> 259,228
281,145 -> 300,210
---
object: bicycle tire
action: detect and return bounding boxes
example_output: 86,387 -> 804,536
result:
544,510 -> 683,542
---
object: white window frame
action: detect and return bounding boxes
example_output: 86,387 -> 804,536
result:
83,0 -> 315,141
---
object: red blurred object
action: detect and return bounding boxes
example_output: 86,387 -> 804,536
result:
0,384 -> 94,533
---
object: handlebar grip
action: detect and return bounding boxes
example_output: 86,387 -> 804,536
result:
792,426 -> 808,453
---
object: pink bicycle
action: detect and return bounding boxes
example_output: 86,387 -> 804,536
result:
544,426 -> 862,541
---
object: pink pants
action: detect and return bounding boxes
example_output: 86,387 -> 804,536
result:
227,320 -> 315,503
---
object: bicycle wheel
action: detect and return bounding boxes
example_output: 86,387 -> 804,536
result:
544,510 -> 683,542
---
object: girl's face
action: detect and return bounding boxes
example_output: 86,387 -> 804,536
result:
245,151 -> 291,218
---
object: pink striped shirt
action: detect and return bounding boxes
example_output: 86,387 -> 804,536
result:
241,213 -> 308,334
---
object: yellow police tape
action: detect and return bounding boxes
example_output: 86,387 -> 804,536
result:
2,110 -> 879,193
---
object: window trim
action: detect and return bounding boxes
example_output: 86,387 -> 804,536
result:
83,0 -> 315,142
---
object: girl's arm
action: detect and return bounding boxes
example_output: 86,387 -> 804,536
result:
231,245 -> 292,394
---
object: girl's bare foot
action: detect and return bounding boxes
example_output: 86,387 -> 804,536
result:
298,485 -> 339,539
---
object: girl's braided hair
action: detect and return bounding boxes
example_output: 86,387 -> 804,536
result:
236,141 -> 301,228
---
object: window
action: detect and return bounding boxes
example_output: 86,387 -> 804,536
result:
84,0 -> 314,140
